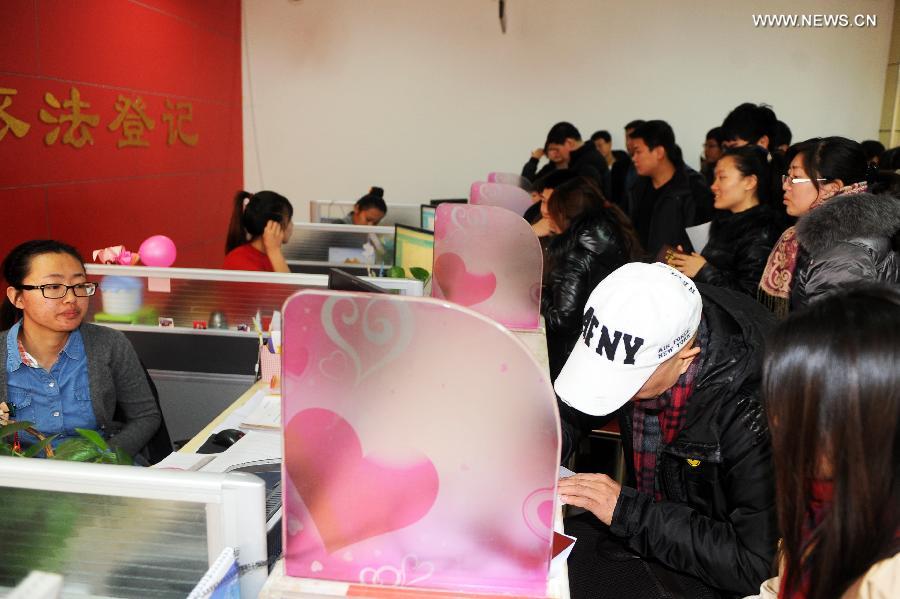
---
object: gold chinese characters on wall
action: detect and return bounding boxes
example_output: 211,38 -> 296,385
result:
0,86 -> 199,148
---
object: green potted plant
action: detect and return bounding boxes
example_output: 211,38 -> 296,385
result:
0,401 -> 132,464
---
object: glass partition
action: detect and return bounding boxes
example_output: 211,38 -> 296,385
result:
0,457 -> 268,598
84,264 -> 422,332
469,181 -> 533,216
308,202 -> 423,228
281,222 -> 395,267
432,203 -> 543,330
281,291 -> 560,596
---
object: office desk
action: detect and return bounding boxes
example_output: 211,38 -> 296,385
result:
179,381 -> 269,453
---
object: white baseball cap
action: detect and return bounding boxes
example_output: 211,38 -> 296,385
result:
554,262 -> 703,416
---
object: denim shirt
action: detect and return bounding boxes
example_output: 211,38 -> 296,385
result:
5,321 -> 96,449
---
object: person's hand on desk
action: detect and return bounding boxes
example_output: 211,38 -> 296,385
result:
557,473 -> 622,526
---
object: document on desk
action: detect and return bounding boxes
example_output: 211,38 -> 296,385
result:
201,430 -> 282,473
240,394 -> 281,431
152,452 -> 216,471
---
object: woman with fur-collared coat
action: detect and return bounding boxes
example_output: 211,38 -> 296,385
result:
791,191 -> 900,309
758,137 -> 900,315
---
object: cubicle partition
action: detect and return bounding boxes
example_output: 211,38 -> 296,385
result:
280,291 -> 560,595
85,265 -> 422,443
432,203 -> 543,330
308,200 -> 422,228
0,456 -> 268,598
281,222 -> 394,275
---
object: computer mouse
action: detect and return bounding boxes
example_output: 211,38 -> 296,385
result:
211,428 -> 245,448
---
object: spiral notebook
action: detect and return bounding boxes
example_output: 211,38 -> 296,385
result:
187,546 -> 240,599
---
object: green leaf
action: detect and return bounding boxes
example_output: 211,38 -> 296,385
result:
114,447 -> 134,466
22,435 -> 58,458
52,438 -> 101,462
408,267 -> 430,282
387,266 -> 405,279
75,428 -> 109,451
0,421 -> 37,439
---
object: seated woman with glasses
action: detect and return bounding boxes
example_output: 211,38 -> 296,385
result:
0,240 -> 160,457
757,136 -> 900,316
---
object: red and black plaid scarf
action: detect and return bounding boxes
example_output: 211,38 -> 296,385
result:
631,318 -> 706,500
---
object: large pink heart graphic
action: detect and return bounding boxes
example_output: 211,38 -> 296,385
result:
285,408 -> 439,553
433,252 -> 497,306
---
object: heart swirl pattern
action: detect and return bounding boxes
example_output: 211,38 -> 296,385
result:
319,296 -> 413,386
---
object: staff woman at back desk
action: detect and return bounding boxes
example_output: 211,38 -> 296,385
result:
0,240 -> 160,456
223,190 -> 295,272
326,187 -> 388,226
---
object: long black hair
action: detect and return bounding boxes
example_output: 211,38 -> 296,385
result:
1,240 -> 85,330
763,285 -> 900,599
225,190 -> 294,254
546,177 -> 643,263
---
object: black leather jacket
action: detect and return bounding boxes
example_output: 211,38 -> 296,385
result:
791,192 -> 900,311
541,211 -> 630,380
695,205 -> 784,297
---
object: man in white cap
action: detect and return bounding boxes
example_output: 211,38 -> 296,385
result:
555,262 -> 777,599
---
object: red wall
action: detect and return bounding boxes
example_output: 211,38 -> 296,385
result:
0,0 -> 242,268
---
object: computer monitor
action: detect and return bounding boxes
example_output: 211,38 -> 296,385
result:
394,225 -> 435,275
420,204 -> 436,232
429,198 -> 467,206
0,456 -> 268,598
327,268 -> 387,294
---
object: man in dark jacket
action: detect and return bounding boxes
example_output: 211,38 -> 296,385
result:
555,262 -> 777,599
627,120 -> 713,256
543,122 -> 609,196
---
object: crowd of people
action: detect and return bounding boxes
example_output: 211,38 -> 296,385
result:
0,100 -> 897,598
525,103 -> 899,598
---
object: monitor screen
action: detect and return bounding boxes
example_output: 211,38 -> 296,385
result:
420,205 -> 436,232
394,225 -> 435,276
327,268 -> 387,294
429,198 -> 467,206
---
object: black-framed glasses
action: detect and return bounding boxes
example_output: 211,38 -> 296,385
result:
17,282 -> 97,299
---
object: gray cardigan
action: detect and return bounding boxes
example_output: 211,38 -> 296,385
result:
0,323 -> 161,456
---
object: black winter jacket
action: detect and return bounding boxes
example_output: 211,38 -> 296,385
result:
695,205 -> 784,297
541,211 -> 630,380
568,142 -> 611,199
627,167 -> 714,255
791,192 -> 900,311
521,157 -> 556,183
609,285 -> 777,597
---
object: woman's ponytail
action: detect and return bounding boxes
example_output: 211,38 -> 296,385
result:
225,190 -> 253,254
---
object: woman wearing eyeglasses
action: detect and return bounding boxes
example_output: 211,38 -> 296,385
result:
758,136 -> 900,316
0,240 -> 160,456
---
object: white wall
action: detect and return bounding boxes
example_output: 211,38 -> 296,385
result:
242,0 -> 893,219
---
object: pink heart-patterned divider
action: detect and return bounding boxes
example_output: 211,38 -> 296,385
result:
281,291 -> 560,596
469,181 -> 533,216
432,203 -> 542,329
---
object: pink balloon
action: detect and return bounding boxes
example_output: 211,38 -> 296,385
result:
139,235 -> 177,267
